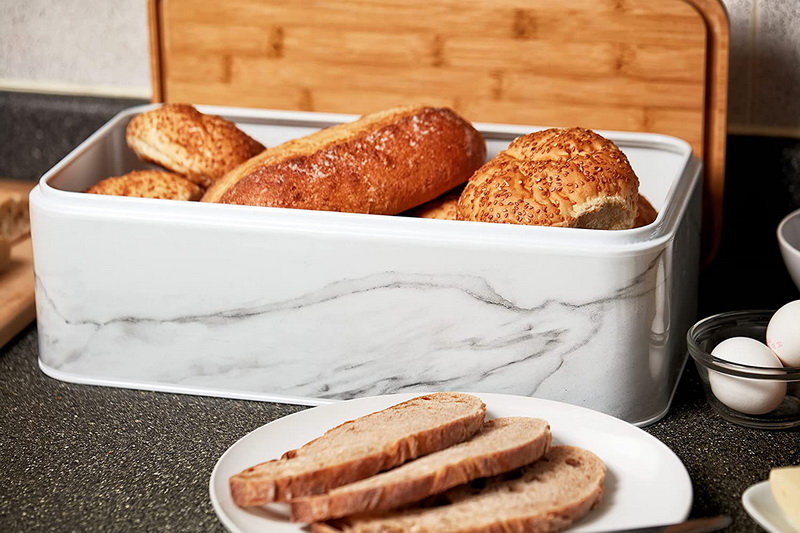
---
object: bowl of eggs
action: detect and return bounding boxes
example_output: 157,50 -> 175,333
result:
687,301 -> 800,429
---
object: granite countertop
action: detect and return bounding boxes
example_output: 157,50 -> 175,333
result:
1,90 -> 800,532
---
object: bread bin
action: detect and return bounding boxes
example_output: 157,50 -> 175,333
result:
30,104 -> 701,426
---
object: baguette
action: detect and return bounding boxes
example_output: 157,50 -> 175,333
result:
201,105 -> 486,214
230,392 -> 486,507
457,127 -> 639,230
315,445 -> 606,533
291,417 -> 552,523
126,103 -> 265,188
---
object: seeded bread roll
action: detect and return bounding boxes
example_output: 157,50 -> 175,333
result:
126,103 -> 265,188
315,445 -> 606,533
202,105 -> 487,214
457,127 -> 639,230
85,170 -> 204,201
230,392 -> 487,507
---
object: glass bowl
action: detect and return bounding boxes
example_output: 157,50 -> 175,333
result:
687,310 -> 800,430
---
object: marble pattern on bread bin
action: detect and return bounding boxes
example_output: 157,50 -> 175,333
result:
34,227 -> 689,425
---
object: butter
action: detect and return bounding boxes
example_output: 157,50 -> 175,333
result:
770,465 -> 800,529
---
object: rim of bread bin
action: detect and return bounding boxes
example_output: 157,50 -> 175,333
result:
36,104 -> 701,258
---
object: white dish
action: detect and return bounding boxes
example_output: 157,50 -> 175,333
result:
743,480 -> 798,533
209,392 -> 692,532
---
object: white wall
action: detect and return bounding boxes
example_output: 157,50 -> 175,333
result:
0,0 -> 149,97
1,0 -> 798,136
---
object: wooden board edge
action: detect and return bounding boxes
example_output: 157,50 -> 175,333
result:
0,239 -> 35,350
684,0 -> 730,266
148,0 -> 165,103
0,180 -> 37,350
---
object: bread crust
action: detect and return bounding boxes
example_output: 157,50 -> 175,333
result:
404,185 -> 464,220
84,170 -> 204,201
201,105 -> 486,214
229,393 -> 487,507
290,417 -> 551,523
634,193 -> 658,228
126,103 -> 265,187
0,237 -> 10,273
457,127 -> 639,230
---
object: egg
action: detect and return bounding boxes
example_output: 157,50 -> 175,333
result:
708,336 -> 786,415
766,300 -> 800,367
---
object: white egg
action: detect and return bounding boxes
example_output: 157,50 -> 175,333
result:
767,300 -> 800,367
708,336 -> 786,415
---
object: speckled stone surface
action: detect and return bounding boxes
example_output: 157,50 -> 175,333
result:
1,91 -> 799,532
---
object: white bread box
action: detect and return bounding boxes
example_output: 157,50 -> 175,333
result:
30,105 -> 701,426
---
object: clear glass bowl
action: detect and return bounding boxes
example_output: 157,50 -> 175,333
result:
687,310 -> 800,430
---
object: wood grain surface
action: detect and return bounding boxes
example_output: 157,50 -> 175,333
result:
0,180 -> 35,350
148,0 -> 728,259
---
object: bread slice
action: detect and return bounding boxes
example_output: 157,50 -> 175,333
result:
230,393 -> 486,507
291,417 -> 552,523
314,445 -> 606,533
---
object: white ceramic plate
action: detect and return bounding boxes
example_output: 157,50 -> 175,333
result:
209,393 -> 692,532
742,480 -> 797,533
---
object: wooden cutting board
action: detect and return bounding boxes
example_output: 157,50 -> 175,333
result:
147,0 -> 728,261
0,180 -> 36,349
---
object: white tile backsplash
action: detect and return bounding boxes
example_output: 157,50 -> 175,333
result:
722,0 -> 756,126
0,0 -> 149,96
0,0 -> 797,135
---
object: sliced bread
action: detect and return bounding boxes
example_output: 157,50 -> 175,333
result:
314,445 -> 606,533
291,417 -> 551,523
230,392 -> 486,507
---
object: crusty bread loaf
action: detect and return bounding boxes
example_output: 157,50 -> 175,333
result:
457,127 -> 639,230
291,417 -> 552,523
85,170 -> 204,201
315,445 -> 606,533
126,103 -> 265,187
0,191 -> 30,242
0,237 -> 10,273
404,185 -> 464,220
230,393 -> 486,507
201,105 -> 486,214
634,193 -> 658,228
